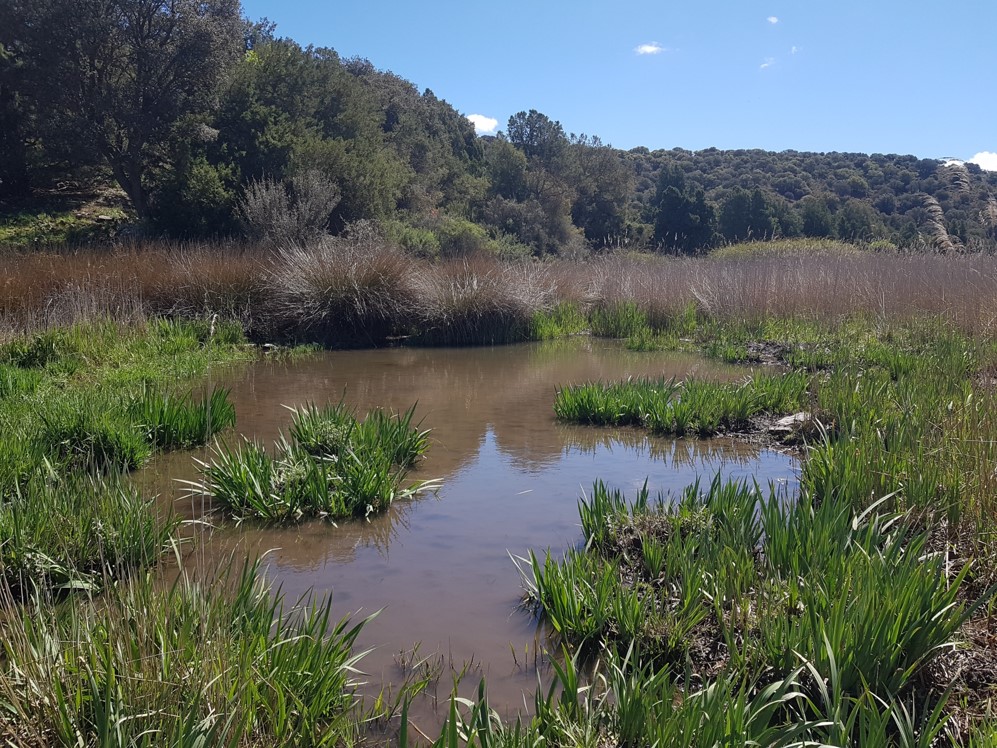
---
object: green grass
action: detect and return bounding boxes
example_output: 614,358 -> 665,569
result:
588,301 -> 648,339
0,473 -> 176,598
0,207 -> 127,247
502,473 -> 984,747
194,402 -> 434,523
0,560 -> 376,746
554,371 -> 809,437
0,319 -> 249,594
531,302 -> 588,340
129,386 -> 237,450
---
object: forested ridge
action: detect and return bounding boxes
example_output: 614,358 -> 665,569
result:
2,0 -> 996,253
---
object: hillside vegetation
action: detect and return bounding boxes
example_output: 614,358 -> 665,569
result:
2,1 -> 996,254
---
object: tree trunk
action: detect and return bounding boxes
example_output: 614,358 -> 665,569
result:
110,157 -> 149,220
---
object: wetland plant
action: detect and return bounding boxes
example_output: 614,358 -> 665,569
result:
194,402 -> 434,522
554,372 -> 808,437
0,560 -> 373,746
0,473 -> 176,597
512,477 -> 983,746
129,386 -> 236,450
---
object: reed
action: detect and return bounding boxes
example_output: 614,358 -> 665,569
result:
194,402 -> 433,522
554,372 -> 808,437
129,386 -> 236,450
0,473 -> 176,597
0,560 -> 373,746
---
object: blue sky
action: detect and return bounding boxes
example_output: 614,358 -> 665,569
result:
240,0 -> 997,168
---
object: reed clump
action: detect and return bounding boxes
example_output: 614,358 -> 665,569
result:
410,255 -> 554,346
194,402 -> 433,523
486,471 -> 987,747
0,560 -> 374,746
554,372 -> 808,437
268,238 -> 420,346
0,473 -> 175,598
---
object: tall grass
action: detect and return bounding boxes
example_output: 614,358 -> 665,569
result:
512,477 -> 981,745
0,474 -> 176,597
411,255 -> 553,346
554,371 -> 808,437
129,386 -> 236,450
268,240 -> 420,346
0,560 -> 374,746
5,240 -> 997,344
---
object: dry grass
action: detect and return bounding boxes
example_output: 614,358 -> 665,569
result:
411,254 -> 554,345
267,238 -> 420,345
571,251 -> 997,337
3,240 -> 997,343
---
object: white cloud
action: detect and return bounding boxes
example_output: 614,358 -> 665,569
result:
767,16 -> 779,24
760,57 -> 776,69
790,45 -> 799,54
635,42 -> 665,55
969,151 -> 997,171
467,114 -> 498,135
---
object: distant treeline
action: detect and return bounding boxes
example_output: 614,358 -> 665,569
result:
2,0 -> 996,254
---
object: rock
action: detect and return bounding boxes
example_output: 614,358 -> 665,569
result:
775,412 -> 809,429
768,412 -> 811,437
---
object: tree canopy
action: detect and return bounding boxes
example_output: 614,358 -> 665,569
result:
2,1 -> 996,254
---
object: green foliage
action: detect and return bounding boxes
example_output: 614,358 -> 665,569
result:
589,302 -> 647,339
194,402 -> 432,522
0,474 -> 175,596
1,560 -> 373,746
554,371 -> 808,437
531,302 -> 587,340
129,386 -> 236,450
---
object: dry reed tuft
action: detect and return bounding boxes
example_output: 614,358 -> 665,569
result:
267,238 -> 419,346
3,239 -> 997,343
410,254 -> 554,345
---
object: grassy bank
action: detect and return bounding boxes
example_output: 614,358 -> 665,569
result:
0,318 -> 437,744
434,318 -> 996,747
0,560 -> 378,746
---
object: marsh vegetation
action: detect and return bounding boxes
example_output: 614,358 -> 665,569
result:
0,240 -> 996,745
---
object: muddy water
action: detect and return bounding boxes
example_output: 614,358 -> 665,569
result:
139,339 -> 798,729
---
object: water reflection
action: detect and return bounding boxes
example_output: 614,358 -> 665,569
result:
136,339 -> 799,724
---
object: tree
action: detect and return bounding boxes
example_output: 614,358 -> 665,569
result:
506,110 -> 567,170
568,135 -> 631,244
800,195 -> 836,238
0,43 -> 29,199
652,165 -> 714,252
2,0 -> 244,218
718,188 -> 776,243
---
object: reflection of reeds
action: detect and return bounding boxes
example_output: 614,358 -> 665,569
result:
562,426 -> 769,469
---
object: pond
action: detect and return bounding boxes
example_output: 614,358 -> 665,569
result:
137,338 -> 799,728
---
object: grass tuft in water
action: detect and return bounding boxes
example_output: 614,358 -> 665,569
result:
194,402 -> 434,523
129,386 -> 236,450
554,372 -> 808,437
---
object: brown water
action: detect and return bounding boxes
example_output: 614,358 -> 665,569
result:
139,338 -> 798,729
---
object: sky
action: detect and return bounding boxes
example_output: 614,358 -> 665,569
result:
239,0 -> 997,167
